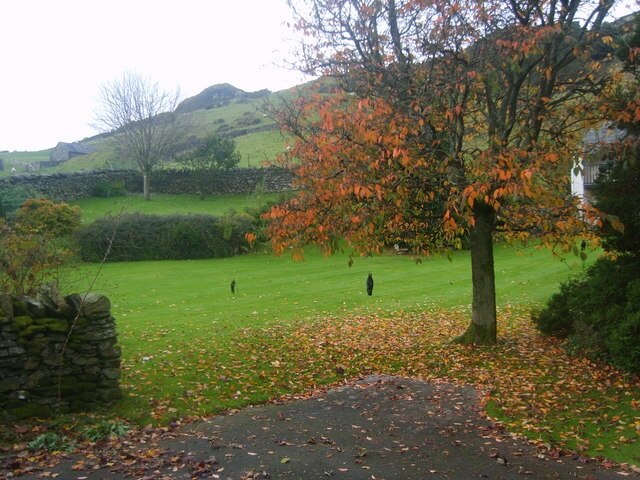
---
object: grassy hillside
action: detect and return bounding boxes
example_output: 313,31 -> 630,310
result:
18,85 -> 299,174
0,149 -> 51,176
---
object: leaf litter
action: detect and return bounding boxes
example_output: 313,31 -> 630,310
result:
2,305 -> 639,477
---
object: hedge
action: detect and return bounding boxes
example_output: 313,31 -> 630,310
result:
75,212 -> 254,262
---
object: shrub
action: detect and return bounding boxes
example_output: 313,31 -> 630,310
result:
593,158 -> 640,256
533,257 -> 640,374
535,99 -> 640,374
76,212 -> 254,262
0,199 -> 80,295
15,198 -> 81,236
93,179 -> 127,198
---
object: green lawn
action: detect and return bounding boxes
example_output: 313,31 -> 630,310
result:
58,244 -> 640,465
69,243 -> 586,328
61,244 -> 589,418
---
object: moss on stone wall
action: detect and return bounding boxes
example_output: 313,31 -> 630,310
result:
0,292 -> 121,420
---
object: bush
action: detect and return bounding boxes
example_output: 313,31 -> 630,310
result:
15,198 -> 81,236
593,159 -> 640,256
93,180 -> 127,198
533,257 -> 640,374
76,212 -> 254,262
0,199 -> 80,295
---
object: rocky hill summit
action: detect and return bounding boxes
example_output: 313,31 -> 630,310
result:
175,83 -> 271,114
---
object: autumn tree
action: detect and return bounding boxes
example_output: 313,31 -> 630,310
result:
177,134 -> 241,199
0,199 -> 81,295
265,0 -> 619,344
94,72 -> 183,200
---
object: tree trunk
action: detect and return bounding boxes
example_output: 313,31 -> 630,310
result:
143,171 -> 151,201
456,203 -> 497,345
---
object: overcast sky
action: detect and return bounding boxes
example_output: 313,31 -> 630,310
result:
1,1 -> 637,152
0,0 -> 311,152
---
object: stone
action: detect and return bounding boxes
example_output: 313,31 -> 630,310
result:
22,356 -> 40,370
98,378 -> 120,389
25,298 -> 46,318
25,369 -> 51,389
65,293 -> 111,318
0,291 -> 121,419
13,316 -> 33,330
71,355 -> 99,366
101,368 -> 121,380
0,293 -> 13,319
38,318 -> 69,334
42,353 -> 64,366
96,387 -> 122,403
38,285 -> 74,318
0,357 -> 23,369
98,345 -> 122,359
11,298 -> 28,316
84,328 -> 116,342
0,376 -> 21,392
0,346 -> 26,357
103,359 -> 121,369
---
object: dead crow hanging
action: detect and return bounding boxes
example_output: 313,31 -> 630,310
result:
366,273 -> 374,296
231,279 -> 236,294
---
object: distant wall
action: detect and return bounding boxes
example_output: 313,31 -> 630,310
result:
0,292 -> 121,420
0,167 -> 294,202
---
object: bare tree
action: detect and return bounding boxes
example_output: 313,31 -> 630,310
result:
93,72 -> 182,200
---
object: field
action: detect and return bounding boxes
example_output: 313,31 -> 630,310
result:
70,192 -> 285,223
61,243 -> 640,464
0,149 -> 52,176
8,193 -> 640,465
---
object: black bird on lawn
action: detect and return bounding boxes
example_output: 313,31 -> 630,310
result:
366,273 -> 374,296
230,279 -> 236,294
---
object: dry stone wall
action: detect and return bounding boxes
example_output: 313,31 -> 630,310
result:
0,167 -> 294,202
0,291 -> 121,420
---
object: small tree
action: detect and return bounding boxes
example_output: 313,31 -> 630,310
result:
0,199 -> 81,296
177,134 -> 241,199
93,72 -> 183,201
265,0 -> 617,344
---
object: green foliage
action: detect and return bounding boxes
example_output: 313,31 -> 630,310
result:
177,134 -> 241,198
536,44 -> 640,373
0,185 -> 41,219
15,198 -> 81,236
75,212 -> 254,262
0,199 -> 80,295
27,432 -> 75,452
593,158 -> 640,257
533,256 -> 640,374
243,191 -> 294,247
93,179 -> 127,198
80,420 -> 129,442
